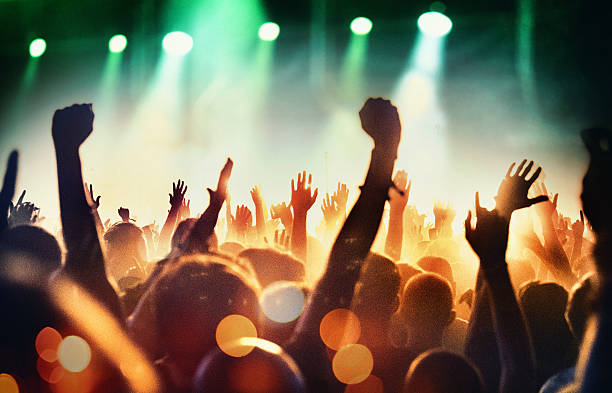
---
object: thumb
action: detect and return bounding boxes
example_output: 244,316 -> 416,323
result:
527,195 -> 549,206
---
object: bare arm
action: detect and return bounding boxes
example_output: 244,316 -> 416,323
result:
52,104 -> 122,319
181,159 -> 232,254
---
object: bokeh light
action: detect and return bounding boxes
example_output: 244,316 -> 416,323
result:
35,326 -> 62,362
108,34 -> 127,53
162,31 -> 193,55
57,335 -> 91,372
344,374 -> 384,393
350,17 -> 373,35
258,22 -> 280,41
417,12 -> 453,37
332,344 -> 374,385
215,314 -> 258,357
37,356 -> 64,384
319,308 -> 361,350
0,374 -> 19,393
260,281 -> 305,323
29,38 -> 46,58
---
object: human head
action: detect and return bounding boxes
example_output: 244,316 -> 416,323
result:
395,273 -> 454,352
193,338 -> 305,393
153,255 -> 262,365
353,253 -> 401,320
416,256 -> 455,298
238,248 -> 305,288
403,349 -> 484,393
103,222 -> 147,287
0,225 -> 62,279
172,218 -> 218,252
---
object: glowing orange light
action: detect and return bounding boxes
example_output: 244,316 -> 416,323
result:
319,309 -> 361,350
215,314 -> 258,357
36,327 -> 63,362
57,336 -> 91,372
37,356 -> 64,384
344,374 -> 383,393
332,344 -> 374,385
0,373 -> 19,393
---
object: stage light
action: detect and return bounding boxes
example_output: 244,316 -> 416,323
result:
258,22 -> 280,41
109,34 -> 127,53
350,17 -> 373,35
417,12 -> 452,37
29,38 -> 46,58
162,31 -> 193,55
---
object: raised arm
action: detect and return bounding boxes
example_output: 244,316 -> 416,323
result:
290,171 -> 318,262
0,150 -> 18,234
465,192 -> 537,393
385,170 -> 410,260
52,104 -> 121,318
158,179 -> 187,254
250,185 -> 267,242
288,98 -> 401,389
181,158 -> 232,254
532,184 -> 576,287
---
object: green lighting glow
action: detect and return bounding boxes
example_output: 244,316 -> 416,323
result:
162,31 -> 193,55
417,12 -> 452,37
29,38 -> 46,58
258,22 -> 280,41
108,34 -> 127,53
350,17 -> 373,35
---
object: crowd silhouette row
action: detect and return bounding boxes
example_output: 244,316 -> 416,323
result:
1,98 -> 611,393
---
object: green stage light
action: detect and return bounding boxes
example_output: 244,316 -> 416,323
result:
417,12 -> 452,37
108,34 -> 127,53
29,38 -> 46,58
350,17 -> 373,35
258,22 -> 280,41
162,31 -> 193,55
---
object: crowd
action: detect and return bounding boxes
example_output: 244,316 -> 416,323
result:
1,98 -> 611,393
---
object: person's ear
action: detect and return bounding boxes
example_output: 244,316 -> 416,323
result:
392,294 -> 401,313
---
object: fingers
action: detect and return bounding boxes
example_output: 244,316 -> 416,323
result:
515,159 -> 527,176
552,193 -> 558,209
506,162 -> 516,178
520,161 -> 534,178
526,166 -> 542,185
527,195 -> 549,206
475,191 -> 481,212
465,210 -> 472,237
580,210 -> 584,223
291,179 -> 296,193
312,188 -> 319,202
17,190 -> 26,206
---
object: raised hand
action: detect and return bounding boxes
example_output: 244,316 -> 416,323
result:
52,103 -> 95,152
85,183 -> 101,209
571,211 -> 585,239
179,199 -> 190,221
321,193 -> 339,226
495,159 -> 547,218
8,198 -> 41,227
233,205 -> 252,239
290,171 -> 318,215
250,185 -> 263,207
207,158 -> 233,204
359,97 -> 401,153
333,182 -> 349,217
389,170 -> 411,211
0,150 -> 18,232
118,207 -> 131,222
532,182 -> 558,223
465,192 -> 510,266
274,229 -> 290,251
270,202 -> 293,229
169,179 -> 187,210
